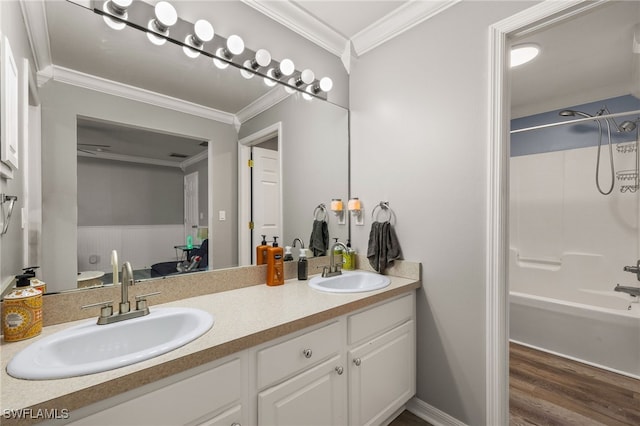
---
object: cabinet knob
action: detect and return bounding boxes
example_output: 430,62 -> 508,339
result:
302,348 -> 313,359
353,358 -> 362,366
335,366 -> 344,375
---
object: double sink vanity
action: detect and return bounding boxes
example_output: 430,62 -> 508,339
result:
1,257 -> 420,425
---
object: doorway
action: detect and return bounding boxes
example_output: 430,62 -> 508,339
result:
238,122 -> 283,266
487,1 -> 623,423
184,171 -> 199,245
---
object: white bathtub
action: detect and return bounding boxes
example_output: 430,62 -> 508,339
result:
510,290 -> 640,379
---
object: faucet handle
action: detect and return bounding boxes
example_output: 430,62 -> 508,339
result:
81,300 -> 114,318
135,291 -> 161,311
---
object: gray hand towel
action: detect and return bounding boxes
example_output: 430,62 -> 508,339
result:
367,221 -> 402,272
309,219 -> 329,257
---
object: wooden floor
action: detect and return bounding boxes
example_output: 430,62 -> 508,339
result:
510,342 -> 640,426
390,343 -> 640,426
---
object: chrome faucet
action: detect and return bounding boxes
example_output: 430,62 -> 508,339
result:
292,238 -> 305,249
81,261 -> 160,325
614,284 -> 640,298
322,241 -> 348,278
119,261 -> 133,314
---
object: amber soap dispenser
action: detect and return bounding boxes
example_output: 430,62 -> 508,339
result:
266,236 -> 284,286
256,234 -> 269,265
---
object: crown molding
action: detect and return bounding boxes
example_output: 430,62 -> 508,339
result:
241,0 -> 348,58
19,0 -> 52,72
44,66 -> 236,125
242,0 -> 460,62
352,0 -> 461,56
236,86 -> 292,124
77,150 -> 182,168
180,149 -> 208,170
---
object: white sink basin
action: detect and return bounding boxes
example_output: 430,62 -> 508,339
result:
309,271 -> 391,293
7,307 -> 214,380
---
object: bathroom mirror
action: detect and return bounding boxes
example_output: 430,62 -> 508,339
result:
27,0 -> 349,293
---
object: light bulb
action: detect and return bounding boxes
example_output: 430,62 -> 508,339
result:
300,69 -> 315,85
147,1 -> 177,46
213,48 -> 230,69
303,85 -> 314,101
254,49 -> 272,68
226,35 -> 245,56
154,1 -> 177,28
183,19 -> 214,59
194,19 -> 214,43
319,77 -> 333,92
241,61 -> 255,79
102,0 -> 132,31
264,69 -> 278,86
279,59 -> 295,77
284,77 -> 296,94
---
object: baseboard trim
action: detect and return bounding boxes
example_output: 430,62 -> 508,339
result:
406,397 -> 467,426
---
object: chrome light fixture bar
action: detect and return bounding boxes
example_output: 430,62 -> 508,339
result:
94,0 -> 332,100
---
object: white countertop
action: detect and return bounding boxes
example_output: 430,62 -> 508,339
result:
1,273 -> 419,413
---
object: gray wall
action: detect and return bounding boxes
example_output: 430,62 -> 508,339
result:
0,1 -> 36,289
77,157 -> 183,226
349,1 -> 535,424
39,81 -> 238,292
239,95 -> 349,252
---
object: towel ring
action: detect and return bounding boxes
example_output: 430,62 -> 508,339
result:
371,201 -> 394,223
313,204 -> 328,221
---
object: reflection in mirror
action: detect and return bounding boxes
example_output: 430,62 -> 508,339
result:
76,117 -> 209,286
26,1 -> 350,293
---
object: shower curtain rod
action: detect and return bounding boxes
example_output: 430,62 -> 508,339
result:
510,109 -> 640,134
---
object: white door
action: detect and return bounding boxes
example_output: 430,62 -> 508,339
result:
184,171 -> 199,244
252,147 -> 281,253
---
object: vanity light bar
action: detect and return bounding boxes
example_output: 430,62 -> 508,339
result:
94,0 -> 332,100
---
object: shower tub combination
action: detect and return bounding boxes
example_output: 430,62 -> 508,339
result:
509,252 -> 640,380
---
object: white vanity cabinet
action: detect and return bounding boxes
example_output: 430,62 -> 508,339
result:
67,352 -> 248,426
347,293 -> 416,426
65,292 -> 416,426
254,321 -> 346,425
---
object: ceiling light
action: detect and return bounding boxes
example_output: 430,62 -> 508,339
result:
285,69 -> 315,94
102,0 -> 132,31
183,19 -> 214,59
264,59 -> 295,86
147,1 -> 177,46
308,77 -> 334,96
214,35 -> 245,69
241,49 -> 272,79
510,43 -> 540,67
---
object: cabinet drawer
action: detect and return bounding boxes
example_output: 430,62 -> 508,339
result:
257,321 -> 341,389
348,293 -> 414,345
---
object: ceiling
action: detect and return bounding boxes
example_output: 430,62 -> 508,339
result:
23,0 -> 640,159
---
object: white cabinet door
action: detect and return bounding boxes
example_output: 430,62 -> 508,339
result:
348,321 -> 415,426
258,355 -> 346,426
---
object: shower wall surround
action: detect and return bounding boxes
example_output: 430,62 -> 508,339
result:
509,95 -> 640,297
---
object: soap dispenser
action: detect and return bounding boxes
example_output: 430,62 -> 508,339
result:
343,240 -> 356,271
256,234 -> 269,265
297,248 -> 308,280
266,236 -> 284,286
2,272 -> 43,342
284,246 -> 294,262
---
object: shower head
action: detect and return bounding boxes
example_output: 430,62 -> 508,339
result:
559,109 -> 593,118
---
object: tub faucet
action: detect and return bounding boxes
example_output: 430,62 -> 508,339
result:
623,260 -> 640,281
614,284 -> 640,298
